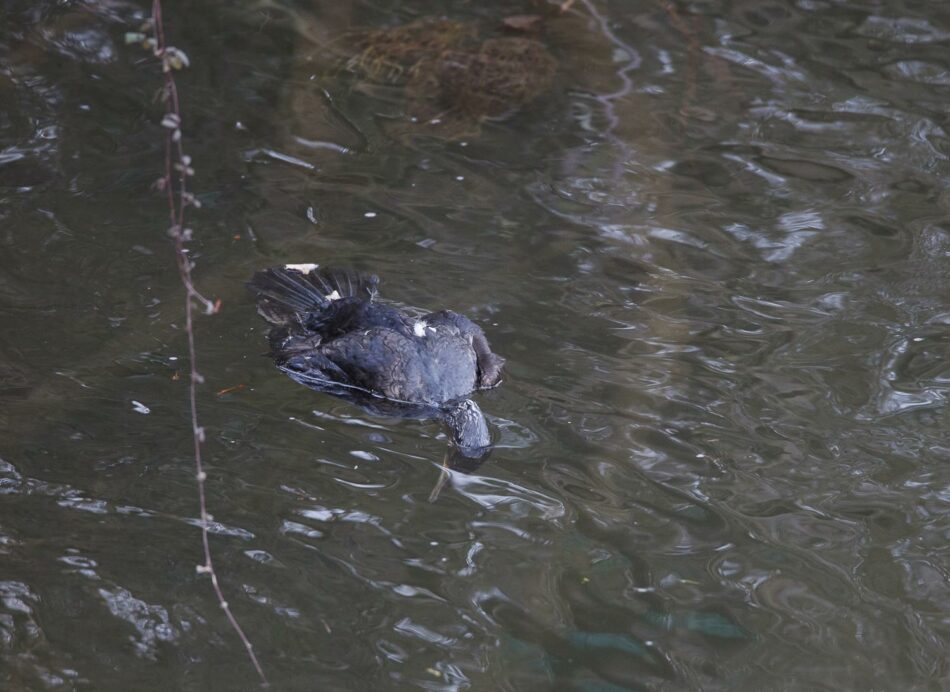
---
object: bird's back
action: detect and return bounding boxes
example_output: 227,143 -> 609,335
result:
320,326 -> 478,405
248,265 -> 484,406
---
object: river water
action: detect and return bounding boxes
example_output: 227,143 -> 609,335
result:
1,0 -> 949,689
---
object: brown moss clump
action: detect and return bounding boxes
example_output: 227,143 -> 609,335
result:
408,37 -> 557,121
343,18 -> 557,138
345,19 -> 476,84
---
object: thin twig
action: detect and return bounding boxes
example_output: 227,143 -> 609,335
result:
142,1 -> 267,684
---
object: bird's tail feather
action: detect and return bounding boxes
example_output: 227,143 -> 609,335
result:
247,264 -> 378,326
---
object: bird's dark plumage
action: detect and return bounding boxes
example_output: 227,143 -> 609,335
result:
248,265 -> 505,459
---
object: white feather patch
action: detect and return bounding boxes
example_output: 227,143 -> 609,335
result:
326,290 -> 341,301
413,320 -> 427,337
284,263 -> 318,273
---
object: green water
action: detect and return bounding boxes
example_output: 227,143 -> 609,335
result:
2,0 -> 949,689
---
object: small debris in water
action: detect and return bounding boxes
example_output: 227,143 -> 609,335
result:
131,401 -> 150,414
216,384 -> 247,397
501,14 -> 543,33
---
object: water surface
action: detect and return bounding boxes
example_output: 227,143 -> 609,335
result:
1,0 -> 949,689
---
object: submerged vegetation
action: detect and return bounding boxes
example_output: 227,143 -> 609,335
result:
342,18 -> 557,137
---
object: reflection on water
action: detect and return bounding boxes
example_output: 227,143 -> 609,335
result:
2,0 -> 949,688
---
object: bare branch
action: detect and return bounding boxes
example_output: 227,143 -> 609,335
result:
140,1 -> 268,684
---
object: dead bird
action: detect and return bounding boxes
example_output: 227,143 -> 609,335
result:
249,264 -> 505,463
